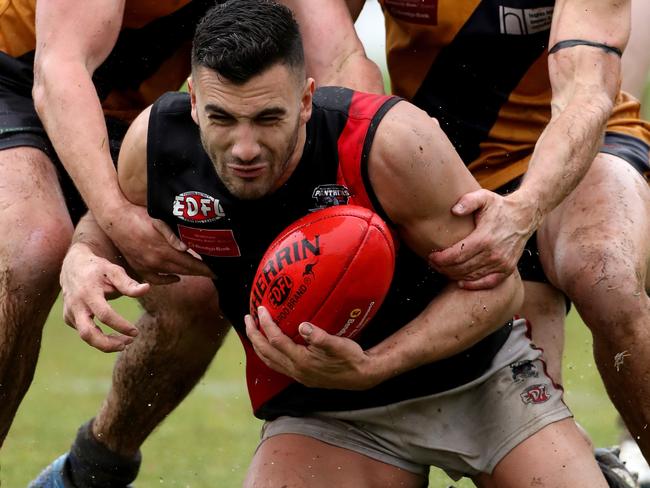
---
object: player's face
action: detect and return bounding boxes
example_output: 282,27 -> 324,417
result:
189,64 -> 314,200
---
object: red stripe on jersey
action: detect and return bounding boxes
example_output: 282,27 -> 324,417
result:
240,330 -> 294,412
337,91 -> 395,209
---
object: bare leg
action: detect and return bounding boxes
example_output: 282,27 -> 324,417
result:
519,280 -> 566,383
92,275 -> 229,455
540,152 -> 650,459
0,147 -> 73,445
244,434 -> 425,488
475,419 -> 608,488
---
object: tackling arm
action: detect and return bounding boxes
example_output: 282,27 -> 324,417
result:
428,0 -> 630,288
515,0 -> 629,223
33,0 -> 212,283
33,0 -> 126,225
282,0 -> 385,93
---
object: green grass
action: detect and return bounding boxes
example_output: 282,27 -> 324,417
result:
0,297 -> 619,487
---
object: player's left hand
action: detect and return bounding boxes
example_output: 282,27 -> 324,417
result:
428,189 -> 538,290
245,306 -> 380,390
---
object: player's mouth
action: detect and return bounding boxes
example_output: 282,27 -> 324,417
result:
228,163 -> 267,179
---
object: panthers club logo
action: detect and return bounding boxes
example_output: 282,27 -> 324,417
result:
310,184 -> 350,211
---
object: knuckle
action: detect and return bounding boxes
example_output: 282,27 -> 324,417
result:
268,335 -> 284,348
489,251 -> 503,265
92,306 -> 112,323
77,327 -> 94,342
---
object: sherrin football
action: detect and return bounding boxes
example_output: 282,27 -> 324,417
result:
250,205 -> 396,342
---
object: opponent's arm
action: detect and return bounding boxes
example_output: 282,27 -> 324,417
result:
33,0 -> 211,284
429,0 -> 629,288
246,103 -> 523,389
283,0 -> 385,93
517,0 -> 627,222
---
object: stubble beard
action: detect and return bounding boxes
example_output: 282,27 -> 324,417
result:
200,116 -> 302,201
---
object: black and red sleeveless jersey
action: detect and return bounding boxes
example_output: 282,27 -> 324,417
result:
147,87 -> 512,419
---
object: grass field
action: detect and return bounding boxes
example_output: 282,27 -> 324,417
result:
1,296 -> 620,487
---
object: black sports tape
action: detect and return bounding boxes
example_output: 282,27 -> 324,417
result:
549,39 -> 622,57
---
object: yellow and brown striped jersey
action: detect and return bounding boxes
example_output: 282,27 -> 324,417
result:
0,0 -> 217,122
378,0 -> 650,188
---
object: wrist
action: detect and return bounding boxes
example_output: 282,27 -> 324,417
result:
505,189 -> 544,235
362,347 -> 400,387
92,195 -> 132,233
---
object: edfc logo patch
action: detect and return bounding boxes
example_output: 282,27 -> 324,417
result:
173,191 -> 225,223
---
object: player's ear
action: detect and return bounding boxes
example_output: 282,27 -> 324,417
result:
188,76 -> 199,125
299,77 -> 315,124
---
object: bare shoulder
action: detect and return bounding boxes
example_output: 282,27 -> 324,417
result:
367,100 -> 479,255
117,106 -> 152,206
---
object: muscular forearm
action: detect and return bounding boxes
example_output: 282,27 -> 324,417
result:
514,0 -> 625,223
515,88 -> 614,224
33,60 -> 127,218
366,273 -> 524,383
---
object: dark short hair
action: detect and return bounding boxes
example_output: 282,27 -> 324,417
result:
191,0 -> 305,84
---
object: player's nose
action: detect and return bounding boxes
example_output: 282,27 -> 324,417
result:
231,124 -> 261,162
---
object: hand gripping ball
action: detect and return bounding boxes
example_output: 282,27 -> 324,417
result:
250,205 -> 396,341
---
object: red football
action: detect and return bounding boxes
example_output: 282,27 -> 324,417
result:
250,205 -> 396,342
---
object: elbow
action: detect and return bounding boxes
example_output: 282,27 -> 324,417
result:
32,84 -> 46,119
32,58 -> 49,119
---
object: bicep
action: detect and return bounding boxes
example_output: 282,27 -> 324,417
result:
368,103 -> 479,257
35,0 -> 125,72
548,0 -> 630,108
550,0 -> 630,48
117,107 -> 151,206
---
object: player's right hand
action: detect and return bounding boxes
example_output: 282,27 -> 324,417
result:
97,200 -> 215,285
60,242 -> 150,352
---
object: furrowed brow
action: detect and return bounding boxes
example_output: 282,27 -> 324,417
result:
205,104 -> 234,117
204,104 -> 286,119
256,107 -> 286,117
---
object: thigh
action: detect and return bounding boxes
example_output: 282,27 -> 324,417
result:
475,418 -> 607,488
539,152 -> 650,292
0,145 -> 70,218
244,433 -> 425,488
